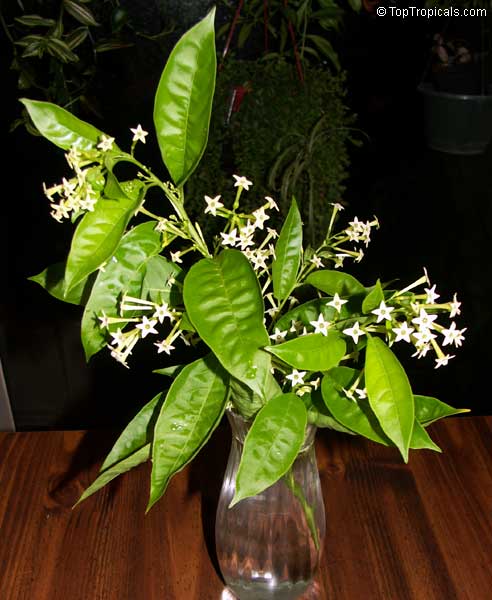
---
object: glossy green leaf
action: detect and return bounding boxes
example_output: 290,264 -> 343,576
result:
272,198 -> 303,301
153,365 -> 184,377
20,98 -> 102,150
100,393 -> 163,472
141,255 -> 182,305
265,332 -> 345,371
303,389 -> 355,433
64,0 -> 99,26
410,419 -> 441,452
275,298 -> 350,332
414,395 -> 470,426
148,355 -> 229,511
74,444 -> 150,507
65,174 -> 142,294
29,261 -> 94,305
229,372 -> 281,420
306,34 -> 340,70
362,279 -> 384,314
183,249 -> 271,398
306,270 -> 365,297
365,336 -> 414,462
322,367 -> 391,445
153,8 -> 216,186
15,15 -> 56,27
231,393 -> 307,506
81,221 -> 162,360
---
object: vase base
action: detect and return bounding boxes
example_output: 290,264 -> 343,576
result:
224,578 -> 319,600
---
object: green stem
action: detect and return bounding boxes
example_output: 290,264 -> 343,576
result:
284,468 -> 320,551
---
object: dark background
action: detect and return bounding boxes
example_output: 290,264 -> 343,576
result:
2,1 -> 490,430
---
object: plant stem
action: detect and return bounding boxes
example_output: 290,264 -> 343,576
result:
284,468 -> 320,551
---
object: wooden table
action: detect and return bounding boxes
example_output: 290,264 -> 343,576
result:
1,417 -> 491,600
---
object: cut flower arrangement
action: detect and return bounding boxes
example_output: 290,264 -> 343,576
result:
25,7 -> 467,596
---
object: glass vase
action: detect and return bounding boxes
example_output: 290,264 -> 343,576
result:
216,410 -> 325,600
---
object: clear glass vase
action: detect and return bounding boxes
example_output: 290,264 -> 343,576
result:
216,410 -> 326,600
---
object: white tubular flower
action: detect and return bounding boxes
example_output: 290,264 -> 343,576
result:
285,369 -> 307,387
267,227 -> 279,239
413,329 -> 437,346
310,255 -> 323,269
154,339 -> 175,355
240,221 -> 256,237
392,322 -> 414,343
97,135 -> 115,152
220,228 -> 239,247
136,316 -> 158,338
98,311 -> 110,329
269,328 -> 287,343
343,321 -> 365,344
435,354 -> 455,369
130,124 -> 148,144
253,207 -> 269,230
441,322 -> 466,347
371,301 -> 394,323
170,251 -> 183,264
153,302 -> 175,323
265,196 -> 279,211
309,313 -> 331,336
326,293 -> 348,313
355,388 -> 367,399
449,293 -> 461,318
233,174 -> 253,190
425,284 -> 440,304
110,329 -> 125,346
204,195 -> 224,216
412,309 -> 438,331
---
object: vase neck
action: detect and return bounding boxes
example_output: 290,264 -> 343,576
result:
226,409 -> 316,452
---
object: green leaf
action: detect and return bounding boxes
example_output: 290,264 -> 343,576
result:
231,393 -> 307,506
265,331 -> 345,371
63,0 -> 100,27
65,26 -> 89,50
362,279 -> 384,314
64,174 -> 142,294
183,249 -> 271,398
148,355 -> 229,511
414,395 -> 470,426
100,393 -> 163,472
74,444 -> 150,507
141,255 -> 182,304
20,98 -> 103,150
81,221 -> 162,360
272,198 -> 303,301
46,38 -> 79,62
229,372 -> 281,420
365,336 -> 414,462
275,298 -> 350,332
15,15 -> 56,27
153,365 -> 184,377
321,367 -> 391,445
306,34 -> 340,70
306,270 -> 365,297
410,419 -> 441,452
153,8 -> 216,186
29,261 -> 94,305
303,389 -> 356,433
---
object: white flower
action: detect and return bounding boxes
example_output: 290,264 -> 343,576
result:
331,202 -> 344,211
326,293 -> 347,313
285,369 -> 307,387
153,302 -> 175,323
130,124 -> 148,144
240,221 -> 256,237
97,135 -> 115,152
355,388 -> 367,399
167,275 -> 176,288
238,231 -> 254,250
435,354 -> 455,369
441,322 -> 466,347
449,293 -> 461,318
253,207 -> 269,230
249,249 -> 268,271
170,251 -> 182,264
267,227 -> 279,239
413,329 -> 437,346
309,313 -> 331,336
310,377 -> 320,391
310,255 -> 323,269
392,322 -> 414,343
110,329 -> 125,346
79,191 -> 98,212
220,228 -> 239,247
412,309 -> 438,331
269,328 -> 287,343
425,284 -> 440,304
289,320 -> 302,333
371,301 -> 394,323
154,339 -> 175,355
343,321 -> 365,344
136,316 -> 158,338
204,195 -> 224,216
98,311 -> 110,329
413,344 -> 431,359
233,174 -> 253,190
265,196 -> 279,211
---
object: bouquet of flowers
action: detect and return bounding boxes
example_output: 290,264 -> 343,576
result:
25,8 -> 467,516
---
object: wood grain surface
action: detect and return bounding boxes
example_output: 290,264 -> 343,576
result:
0,417 -> 491,600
